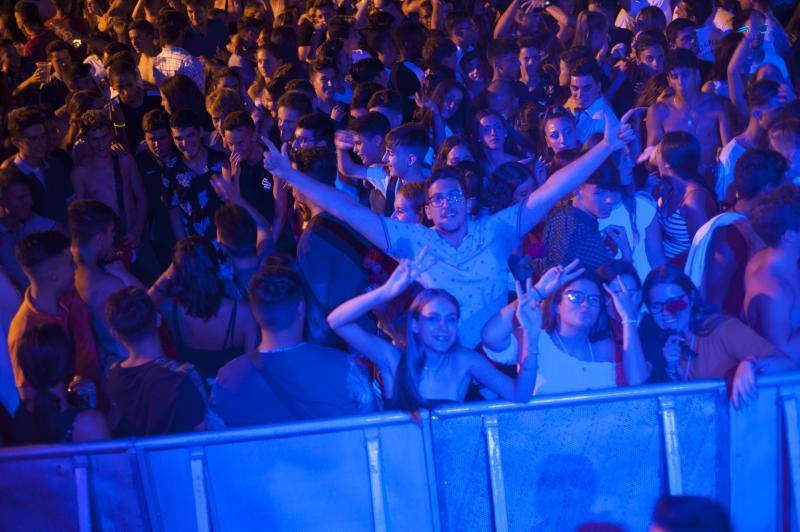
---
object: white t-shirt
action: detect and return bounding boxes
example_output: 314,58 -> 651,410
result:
598,193 -> 657,283
715,137 -> 747,202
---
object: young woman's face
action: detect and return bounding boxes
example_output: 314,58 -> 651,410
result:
545,117 -> 577,153
392,193 -> 421,224
446,144 -> 474,166
556,278 -> 602,332
440,88 -> 463,121
647,283 -> 692,333
257,49 -> 279,80
414,296 -> 459,354
479,114 -> 506,150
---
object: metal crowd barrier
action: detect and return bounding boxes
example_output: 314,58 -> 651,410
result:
2,372 -> 800,531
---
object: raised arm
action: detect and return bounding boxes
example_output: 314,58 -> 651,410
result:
216,152 -> 274,250
262,137 -> 388,250
329,252 -> 433,376
519,118 -> 632,234
727,29 -> 754,116
469,279 -> 542,402
603,278 -> 649,385
334,130 -> 369,181
494,0 -> 522,39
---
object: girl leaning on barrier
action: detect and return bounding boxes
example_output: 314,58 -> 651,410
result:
642,265 -> 795,409
481,259 -> 651,395
328,247 -> 540,410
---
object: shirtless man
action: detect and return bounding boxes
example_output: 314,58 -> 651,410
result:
647,49 -> 735,184
68,199 -> 145,371
744,183 -> 800,362
71,110 -> 148,251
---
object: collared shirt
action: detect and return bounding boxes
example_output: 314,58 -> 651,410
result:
380,204 -> 523,348
153,46 -> 205,92
8,289 -> 101,396
572,97 -> 619,143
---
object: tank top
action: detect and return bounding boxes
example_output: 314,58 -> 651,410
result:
533,333 -> 616,395
170,300 -> 243,383
659,208 -> 692,260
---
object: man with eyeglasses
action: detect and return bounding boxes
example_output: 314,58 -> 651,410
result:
263,119 -> 632,348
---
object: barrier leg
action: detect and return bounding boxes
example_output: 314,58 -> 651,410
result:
189,447 -> 211,532
658,397 -> 683,495
73,455 -> 92,532
780,390 -> 800,528
482,415 -> 509,532
364,428 -> 388,532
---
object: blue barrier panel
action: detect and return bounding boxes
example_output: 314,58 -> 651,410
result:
3,374 -> 800,531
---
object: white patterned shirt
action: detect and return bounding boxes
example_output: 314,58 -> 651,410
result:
153,46 -> 205,92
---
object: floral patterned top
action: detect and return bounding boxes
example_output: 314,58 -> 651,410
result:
161,149 -> 226,240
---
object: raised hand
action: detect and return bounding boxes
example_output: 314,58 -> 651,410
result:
412,91 -> 440,116
534,259 -> 585,299
515,277 -> 543,335
334,129 -> 356,151
211,152 -> 242,203
603,275 -> 639,323
382,246 -> 435,297
261,135 -> 293,176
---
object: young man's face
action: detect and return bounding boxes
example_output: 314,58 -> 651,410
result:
637,45 -> 665,76
49,49 -> 71,79
110,72 -> 141,106
186,3 -> 207,28
492,53 -> 520,81
448,20 -> 479,50
128,29 -> 154,55
40,250 -> 76,294
753,96 -> 782,130
211,110 -> 227,136
353,132 -> 384,165
574,183 -> 617,219
292,127 -> 325,152
144,128 -> 173,160
85,127 -> 113,157
570,74 -> 601,109
224,126 -> 256,158
667,66 -> 700,97
382,144 -> 417,178
14,123 -> 48,160
277,107 -> 303,143
424,178 -> 468,234
0,183 -> 34,221
171,126 -> 203,160
519,46 -> 543,79
673,29 -> 699,55
312,68 -> 337,102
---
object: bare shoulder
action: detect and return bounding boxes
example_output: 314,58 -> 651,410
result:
746,253 -> 787,295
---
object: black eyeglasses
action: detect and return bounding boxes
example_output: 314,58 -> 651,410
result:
428,190 -> 464,208
563,290 -> 602,307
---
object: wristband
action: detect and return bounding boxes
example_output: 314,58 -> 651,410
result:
113,122 -> 126,128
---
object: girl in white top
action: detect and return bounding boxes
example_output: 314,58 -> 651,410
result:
482,263 -> 649,395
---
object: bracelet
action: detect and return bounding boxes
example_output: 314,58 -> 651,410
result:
113,122 -> 126,128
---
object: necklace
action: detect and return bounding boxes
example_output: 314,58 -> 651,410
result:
422,354 -> 448,374
258,342 -> 307,354
554,331 -> 595,363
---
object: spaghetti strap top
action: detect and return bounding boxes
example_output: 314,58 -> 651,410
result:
533,333 -> 616,396
659,208 -> 692,260
170,300 -> 243,382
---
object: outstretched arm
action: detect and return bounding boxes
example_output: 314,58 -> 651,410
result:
262,137 -> 388,250
519,118 -> 632,234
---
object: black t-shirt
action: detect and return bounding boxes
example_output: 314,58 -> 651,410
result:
297,19 -> 314,46
119,91 -> 163,149
108,358 -> 207,437
10,149 -> 74,223
184,19 -> 230,59
135,150 -> 178,266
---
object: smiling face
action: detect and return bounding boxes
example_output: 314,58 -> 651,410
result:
382,143 -> 417,178
353,133 -> 384,165
424,178 -> 468,234
556,278 -> 603,332
647,282 -> 692,333
171,125 -> 203,160
413,296 -> 459,354
570,74 -> 601,109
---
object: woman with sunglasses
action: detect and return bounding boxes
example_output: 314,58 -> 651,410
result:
643,265 -> 793,408
483,263 -> 649,394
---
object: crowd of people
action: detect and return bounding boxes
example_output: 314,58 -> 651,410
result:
0,0 -> 798,446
